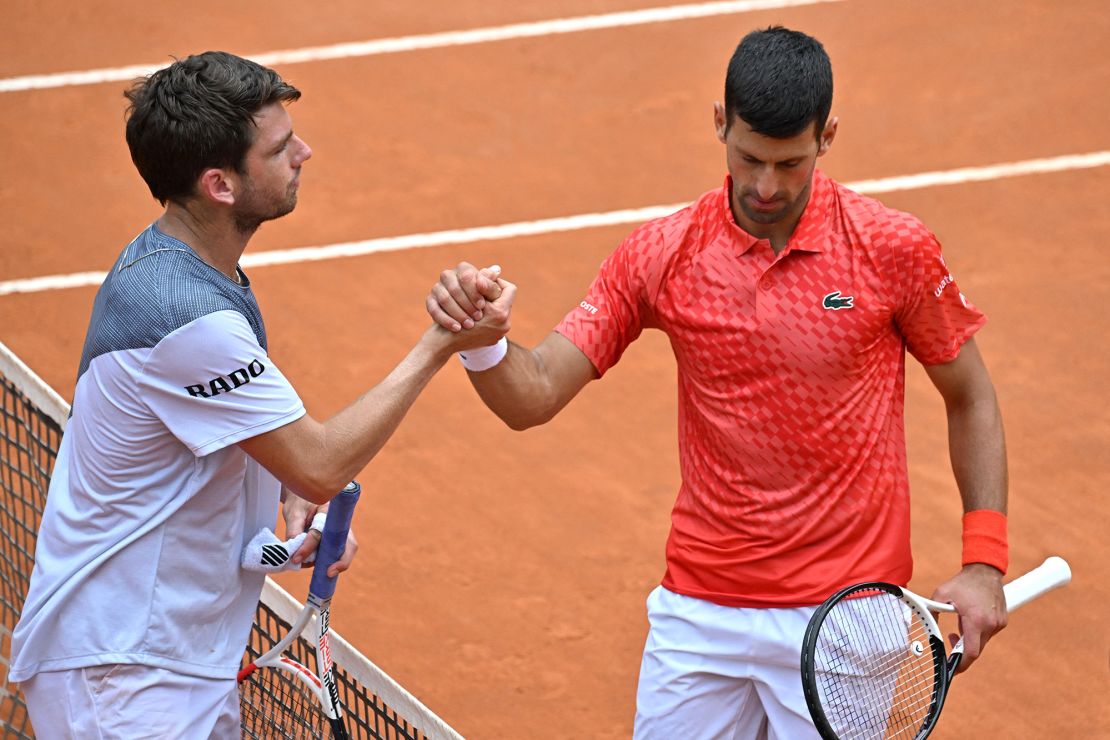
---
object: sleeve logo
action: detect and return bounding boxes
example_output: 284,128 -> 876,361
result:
184,359 -> 265,398
822,291 -> 855,310
933,273 -> 955,298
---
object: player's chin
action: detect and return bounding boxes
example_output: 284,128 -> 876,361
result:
740,203 -> 788,224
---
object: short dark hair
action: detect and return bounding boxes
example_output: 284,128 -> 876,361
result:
124,51 -> 301,205
724,27 -> 833,139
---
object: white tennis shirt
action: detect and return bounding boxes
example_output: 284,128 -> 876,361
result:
10,224 -> 305,682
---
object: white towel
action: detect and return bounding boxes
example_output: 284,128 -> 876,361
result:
241,512 -> 327,572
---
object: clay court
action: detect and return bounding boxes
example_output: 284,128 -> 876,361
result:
1,0 -> 1107,737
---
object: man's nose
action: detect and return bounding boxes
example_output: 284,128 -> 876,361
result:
755,168 -> 778,200
295,136 -> 312,164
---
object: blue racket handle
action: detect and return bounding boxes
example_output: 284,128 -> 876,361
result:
309,481 -> 360,601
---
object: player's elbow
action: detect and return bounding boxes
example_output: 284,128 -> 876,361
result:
240,417 -> 349,504
282,469 -> 349,506
495,399 -> 562,431
501,413 -> 542,432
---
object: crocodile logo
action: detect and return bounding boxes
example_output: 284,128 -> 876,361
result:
822,291 -> 855,310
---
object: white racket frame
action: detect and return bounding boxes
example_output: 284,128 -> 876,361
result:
240,596 -> 343,723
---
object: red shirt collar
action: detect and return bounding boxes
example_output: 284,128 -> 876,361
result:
718,169 -> 832,255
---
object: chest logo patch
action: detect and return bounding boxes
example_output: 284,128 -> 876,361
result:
822,291 -> 855,310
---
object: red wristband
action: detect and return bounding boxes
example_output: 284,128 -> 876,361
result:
961,509 -> 1008,574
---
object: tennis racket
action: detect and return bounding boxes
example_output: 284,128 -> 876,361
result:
800,555 -> 1071,740
238,481 -> 361,739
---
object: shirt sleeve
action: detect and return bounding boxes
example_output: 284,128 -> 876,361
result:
140,310 -> 306,456
892,229 -> 987,365
554,226 -> 661,376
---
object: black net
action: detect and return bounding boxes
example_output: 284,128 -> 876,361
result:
0,370 -> 58,739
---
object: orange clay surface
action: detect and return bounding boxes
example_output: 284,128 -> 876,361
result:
1,1 -> 1108,738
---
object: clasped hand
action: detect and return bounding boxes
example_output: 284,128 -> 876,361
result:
427,262 -> 514,345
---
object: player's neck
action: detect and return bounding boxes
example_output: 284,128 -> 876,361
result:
158,204 -> 249,284
765,216 -> 802,255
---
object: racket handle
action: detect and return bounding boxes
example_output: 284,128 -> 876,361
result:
947,556 -> 1070,663
1002,555 -> 1071,611
309,481 -> 361,601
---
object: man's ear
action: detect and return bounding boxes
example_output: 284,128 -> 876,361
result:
196,168 -> 236,206
713,101 -> 729,144
817,116 -> 838,157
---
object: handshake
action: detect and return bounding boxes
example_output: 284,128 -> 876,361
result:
424,262 -> 516,368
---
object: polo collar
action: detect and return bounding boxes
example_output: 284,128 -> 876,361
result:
719,169 -> 833,255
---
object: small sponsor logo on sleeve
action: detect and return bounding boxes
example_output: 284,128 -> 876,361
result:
184,359 -> 265,398
579,300 -> 599,315
933,273 -> 955,298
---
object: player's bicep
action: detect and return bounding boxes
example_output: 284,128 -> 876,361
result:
922,338 -> 997,410
239,415 -> 338,504
535,331 -> 599,410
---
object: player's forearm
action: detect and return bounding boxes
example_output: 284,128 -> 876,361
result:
468,341 -> 568,430
945,390 -> 1008,515
272,330 -> 454,502
327,340 -> 450,477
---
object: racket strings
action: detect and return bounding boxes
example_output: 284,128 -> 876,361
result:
814,589 -> 941,739
239,665 -> 329,739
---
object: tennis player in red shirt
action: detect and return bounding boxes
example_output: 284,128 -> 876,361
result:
429,27 -> 1009,738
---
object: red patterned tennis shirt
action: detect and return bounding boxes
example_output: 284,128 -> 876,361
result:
555,170 -> 985,607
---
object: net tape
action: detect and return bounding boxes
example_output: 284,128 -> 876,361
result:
0,341 -> 462,739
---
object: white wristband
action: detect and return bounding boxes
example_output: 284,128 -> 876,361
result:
458,337 -> 508,371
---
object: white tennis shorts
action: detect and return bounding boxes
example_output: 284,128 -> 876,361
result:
634,585 -> 822,740
20,664 -> 240,739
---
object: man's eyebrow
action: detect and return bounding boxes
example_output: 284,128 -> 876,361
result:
737,147 -> 804,164
271,130 -> 294,152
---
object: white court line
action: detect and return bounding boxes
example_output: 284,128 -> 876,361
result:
0,0 -> 841,93
2,150 -> 1108,297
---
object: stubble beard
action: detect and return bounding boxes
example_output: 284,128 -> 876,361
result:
734,180 -> 811,229
234,183 -> 298,236
738,196 -> 792,225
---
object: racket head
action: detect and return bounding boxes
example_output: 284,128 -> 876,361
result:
239,617 -> 349,739
239,657 -> 331,739
801,582 -> 949,740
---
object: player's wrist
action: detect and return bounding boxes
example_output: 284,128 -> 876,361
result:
458,336 -> 508,372
961,509 -> 1008,575
421,324 -> 465,365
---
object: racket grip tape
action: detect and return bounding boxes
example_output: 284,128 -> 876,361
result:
309,481 -> 361,600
